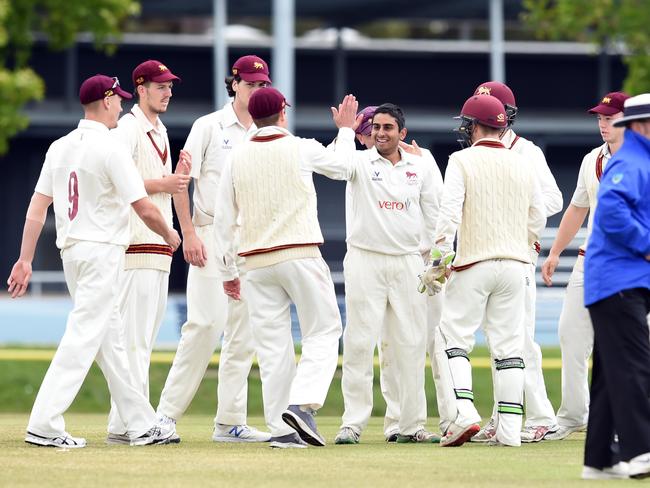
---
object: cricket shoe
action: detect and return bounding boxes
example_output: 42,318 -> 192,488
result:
334,427 -> 360,445
470,418 -> 496,443
106,432 -> 130,445
157,414 -> 181,444
130,424 -> 175,446
544,424 -> 587,441
440,422 -> 481,447
520,425 -> 559,443
269,432 -> 308,449
212,424 -> 272,443
282,405 -> 326,447
629,452 -> 650,479
385,429 -> 399,443
582,462 -> 629,480
396,429 -> 441,443
25,431 -> 86,448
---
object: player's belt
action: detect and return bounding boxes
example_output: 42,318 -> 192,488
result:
534,241 -> 541,254
578,249 -> 586,257
126,243 -> 173,257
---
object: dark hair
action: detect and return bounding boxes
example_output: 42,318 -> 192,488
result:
253,112 -> 281,128
372,103 -> 406,131
225,75 -> 241,98
132,81 -> 150,101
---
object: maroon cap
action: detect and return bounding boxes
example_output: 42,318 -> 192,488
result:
460,95 -> 507,129
355,106 -> 378,136
588,92 -> 629,115
474,81 -> 516,108
132,60 -> 180,87
248,87 -> 290,119
79,74 -> 132,105
232,55 -> 271,83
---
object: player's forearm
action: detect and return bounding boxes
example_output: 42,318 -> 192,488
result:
133,198 -> 172,240
548,205 -> 588,257
144,178 -> 164,195
172,189 -> 196,236
17,218 -> 45,263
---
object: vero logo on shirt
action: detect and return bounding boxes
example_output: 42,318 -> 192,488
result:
378,200 -> 411,211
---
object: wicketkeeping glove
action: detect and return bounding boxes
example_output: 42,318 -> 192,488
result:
418,248 -> 455,296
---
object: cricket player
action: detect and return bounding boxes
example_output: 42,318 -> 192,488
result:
106,60 -> 189,444
541,92 -> 629,441
7,74 -> 180,448
156,55 -> 272,443
334,103 -> 441,445
472,81 -> 562,443
214,88 -> 359,448
429,94 -> 546,447
343,106 -> 454,442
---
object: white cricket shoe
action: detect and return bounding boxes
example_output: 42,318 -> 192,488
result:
581,462 -> 629,479
520,425 -> 558,443
157,414 -> 181,444
544,424 -> 587,441
440,422 -> 481,447
212,424 -> 272,443
130,423 -> 175,446
629,452 -> 650,479
334,427 -> 360,445
470,418 -> 496,443
25,431 -> 86,448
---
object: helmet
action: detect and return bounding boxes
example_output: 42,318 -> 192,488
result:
455,95 -> 507,148
474,81 -> 517,125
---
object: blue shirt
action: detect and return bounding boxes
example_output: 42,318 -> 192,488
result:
584,129 -> 650,306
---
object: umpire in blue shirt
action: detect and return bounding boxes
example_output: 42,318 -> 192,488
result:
583,94 -> 650,480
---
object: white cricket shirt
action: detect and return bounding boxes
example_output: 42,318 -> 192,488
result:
570,142 -> 610,250
184,101 -> 257,224
503,129 -> 563,218
34,120 -> 147,250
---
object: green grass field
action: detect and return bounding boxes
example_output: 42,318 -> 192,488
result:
0,347 -> 607,487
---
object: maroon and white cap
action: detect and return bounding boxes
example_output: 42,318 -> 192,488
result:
132,60 -> 181,87
588,92 -> 629,115
232,55 -> 271,83
79,74 -> 132,105
248,87 -> 290,119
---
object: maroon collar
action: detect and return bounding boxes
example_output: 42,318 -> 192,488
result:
473,139 -> 506,149
250,133 -> 287,142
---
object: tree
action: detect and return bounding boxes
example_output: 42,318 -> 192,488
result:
0,0 -> 139,154
523,0 -> 650,94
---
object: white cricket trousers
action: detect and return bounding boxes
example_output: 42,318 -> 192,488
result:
341,247 -> 427,437
27,242 -> 156,438
158,224 -> 254,425
107,268 -> 168,434
243,257 -> 342,437
555,254 -> 592,428
440,259 -> 526,446
380,291 -> 456,436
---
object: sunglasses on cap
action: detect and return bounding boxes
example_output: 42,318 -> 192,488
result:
104,77 -> 120,98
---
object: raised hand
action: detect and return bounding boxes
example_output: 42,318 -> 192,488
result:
331,94 -> 360,129
176,149 -> 192,175
399,139 -> 422,156
161,173 -> 191,194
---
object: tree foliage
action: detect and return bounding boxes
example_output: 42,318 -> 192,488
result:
0,0 -> 139,154
523,0 -> 650,94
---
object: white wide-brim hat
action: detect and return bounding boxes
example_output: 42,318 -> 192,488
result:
613,93 -> 650,127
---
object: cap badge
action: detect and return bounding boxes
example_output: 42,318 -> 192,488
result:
232,68 -> 238,75
104,89 -> 114,97
253,62 -> 264,70
602,96 -> 611,104
497,113 -> 505,122
135,76 -> 144,84
158,64 -> 168,72
477,86 -> 492,95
